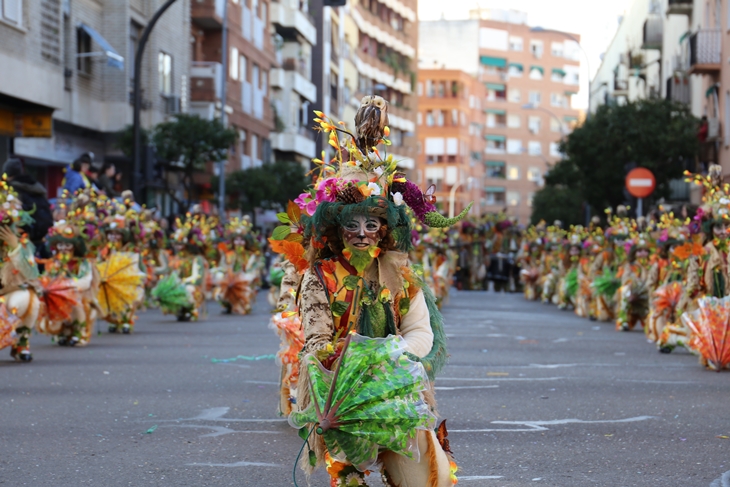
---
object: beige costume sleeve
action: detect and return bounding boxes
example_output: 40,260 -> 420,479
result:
398,290 -> 434,358
299,270 -> 334,354
276,261 -> 302,311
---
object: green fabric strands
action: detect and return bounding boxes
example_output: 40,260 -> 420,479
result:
151,274 -> 191,315
565,268 -> 579,298
211,354 -> 277,363
593,268 -> 621,299
410,271 -> 448,380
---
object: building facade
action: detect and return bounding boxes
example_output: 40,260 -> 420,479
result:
416,69 -> 485,216
419,14 -> 582,223
0,0 -> 191,201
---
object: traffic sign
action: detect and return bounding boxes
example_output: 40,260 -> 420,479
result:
625,167 -> 656,199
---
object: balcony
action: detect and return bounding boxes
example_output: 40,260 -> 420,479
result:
666,74 -> 690,105
190,62 -> 222,102
641,16 -> 663,50
191,0 -> 224,29
270,130 -> 316,158
270,0 -> 316,46
667,0 -> 692,15
270,67 -> 317,103
689,29 -> 721,75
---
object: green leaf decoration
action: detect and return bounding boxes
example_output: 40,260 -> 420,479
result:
399,297 -> 411,315
298,427 -> 310,441
423,202 -> 473,228
331,301 -> 350,317
276,212 -> 291,224
271,225 -> 291,241
344,246 -> 375,274
308,449 -> 317,467
343,275 -> 361,291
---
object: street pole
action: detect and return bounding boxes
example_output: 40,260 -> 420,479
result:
218,0 -> 229,218
133,0 -> 180,204
448,177 -> 473,218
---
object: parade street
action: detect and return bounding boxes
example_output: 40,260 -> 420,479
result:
1,292 -> 728,487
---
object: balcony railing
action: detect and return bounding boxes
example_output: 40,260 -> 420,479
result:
642,16 -> 663,50
666,75 -> 690,105
689,29 -> 721,74
191,0 -> 224,29
190,61 -> 223,101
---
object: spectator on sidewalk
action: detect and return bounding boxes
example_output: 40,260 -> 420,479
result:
97,162 -> 120,197
2,158 -> 53,250
63,152 -> 93,194
87,165 -> 101,191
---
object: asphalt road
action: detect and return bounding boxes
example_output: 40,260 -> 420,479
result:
1,290 -> 728,487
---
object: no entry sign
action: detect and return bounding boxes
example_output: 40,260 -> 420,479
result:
625,167 -> 656,199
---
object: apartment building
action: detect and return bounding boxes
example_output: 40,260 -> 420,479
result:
420,13 -> 582,223
416,69 -> 485,216
191,0 -> 276,175
0,0 -> 190,200
311,0 -> 418,174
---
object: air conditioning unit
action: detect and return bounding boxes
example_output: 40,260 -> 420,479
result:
164,95 -> 181,115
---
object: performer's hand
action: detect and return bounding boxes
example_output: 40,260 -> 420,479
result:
0,226 -> 19,251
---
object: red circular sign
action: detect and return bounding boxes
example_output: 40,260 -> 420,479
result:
625,168 -> 656,198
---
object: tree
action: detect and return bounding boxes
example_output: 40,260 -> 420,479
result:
531,99 -> 698,224
214,160 -> 308,226
152,114 -> 237,212
115,124 -> 149,158
530,159 -> 585,225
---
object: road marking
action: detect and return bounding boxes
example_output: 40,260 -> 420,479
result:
616,379 -> 696,384
710,470 -> 730,487
187,461 -> 282,468
241,380 -> 279,385
458,476 -> 504,481
163,424 -> 282,438
435,385 -> 499,391
151,407 -> 287,424
450,416 -> 655,433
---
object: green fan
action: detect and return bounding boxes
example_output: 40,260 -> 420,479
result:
593,268 -> 620,299
289,333 -> 437,470
565,268 -> 579,299
151,274 -> 191,315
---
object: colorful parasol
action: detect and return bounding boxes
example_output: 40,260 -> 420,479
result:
151,274 -> 191,315
38,275 -> 80,323
96,252 -> 146,318
681,297 -> 730,371
289,333 -> 437,470
0,301 -> 19,350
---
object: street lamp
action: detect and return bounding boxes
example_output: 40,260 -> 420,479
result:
448,176 -> 474,219
530,27 -> 591,116
521,103 -> 565,135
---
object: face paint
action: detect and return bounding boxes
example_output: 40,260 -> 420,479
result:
713,222 -> 729,240
342,215 -> 382,249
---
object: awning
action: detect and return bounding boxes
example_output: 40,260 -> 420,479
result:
564,115 -> 578,122
486,135 -> 506,142
486,109 -> 506,115
552,68 -> 566,77
564,90 -> 578,96
480,56 -> 507,68
485,161 -> 505,167
486,83 -> 506,91
486,186 -> 506,193
509,62 -> 523,70
706,85 -> 719,98
78,23 -> 124,70
530,66 -> 544,74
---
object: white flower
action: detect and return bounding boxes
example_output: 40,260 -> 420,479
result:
374,166 -> 384,177
367,182 -> 381,196
110,222 -> 118,229
7,195 -> 14,201
2,203 -> 9,210
391,191 -> 404,206
10,210 -> 18,217
721,197 -> 730,205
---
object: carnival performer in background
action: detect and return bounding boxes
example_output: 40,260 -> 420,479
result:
615,232 -> 652,331
213,217 -> 258,315
557,229 -> 583,311
140,217 -> 170,307
0,182 -> 41,361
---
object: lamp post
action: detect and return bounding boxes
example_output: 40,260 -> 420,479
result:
521,103 -> 565,135
530,27 -> 591,116
448,176 -> 474,219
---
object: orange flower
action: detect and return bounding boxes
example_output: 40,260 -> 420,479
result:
672,242 -> 705,260
268,239 -> 308,273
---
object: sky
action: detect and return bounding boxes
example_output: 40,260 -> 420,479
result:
418,0 -> 635,109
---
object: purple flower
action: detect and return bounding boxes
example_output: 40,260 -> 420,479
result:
390,180 -> 436,221
659,229 -> 669,242
315,178 -> 340,203
294,192 -> 318,216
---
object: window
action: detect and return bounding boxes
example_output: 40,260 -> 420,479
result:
528,116 -> 541,134
528,91 -> 541,105
436,110 -> 445,126
529,66 -> 543,80
508,88 -> 521,103
507,114 -> 521,128
486,190 -> 506,205
527,167 -> 542,182
508,64 -> 523,77
251,133 -> 259,164
486,163 -> 506,178
77,27 -> 93,74
507,191 -> 521,207
417,82 -> 423,96
550,142 -> 562,157
261,70 -> 268,96
509,36 -> 523,51
550,93 -> 564,107
1,0 -> 21,25
506,139 -> 522,154
551,69 -> 565,83
506,166 -> 520,180
230,47 -> 239,80
426,80 -> 434,97
417,112 -> 423,125
528,141 -> 542,155
550,117 -> 563,133
239,129 -> 250,169
158,52 -> 173,95
527,192 -> 535,207
239,53 -> 248,81
129,22 -> 142,88
530,40 -> 543,58
451,109 -> 458,126
426,111 -> 434,126
551,42 -> 564,58
486,138 -> 506,154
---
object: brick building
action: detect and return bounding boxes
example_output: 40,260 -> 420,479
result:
416,69 -> 486,216
420,12 -> 582,223
0,0 -> 190,205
